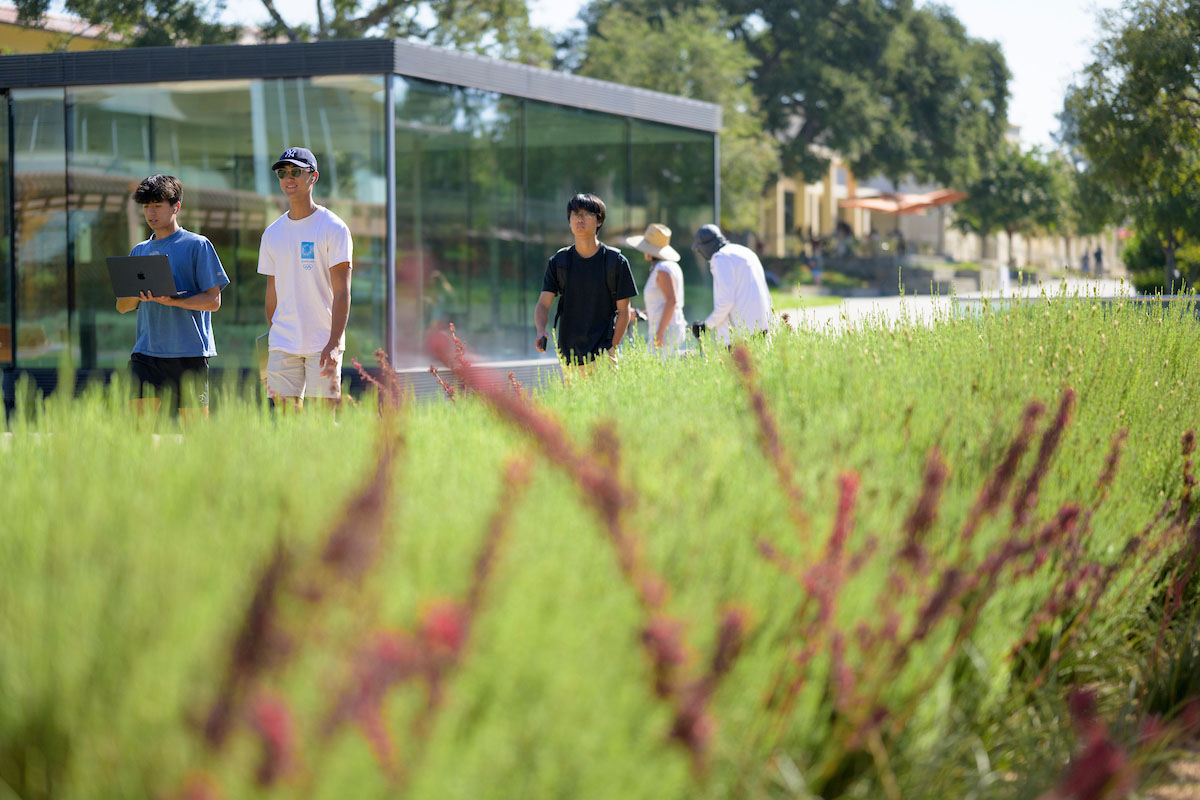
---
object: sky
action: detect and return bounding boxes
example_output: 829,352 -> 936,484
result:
214,0 -> 1121,149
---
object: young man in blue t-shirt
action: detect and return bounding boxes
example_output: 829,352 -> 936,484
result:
117,174 -> 229,418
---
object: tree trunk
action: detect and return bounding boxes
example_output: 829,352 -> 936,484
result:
1006,229 -> 1016,269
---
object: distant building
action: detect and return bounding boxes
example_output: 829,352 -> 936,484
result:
0,38 -> 719,394
760,164 -> 1122,276
0,4 -> 112,53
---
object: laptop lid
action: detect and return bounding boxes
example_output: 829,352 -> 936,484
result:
106,254 -> 185,298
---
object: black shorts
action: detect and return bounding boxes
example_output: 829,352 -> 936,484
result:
129,353 -> 209,410
557,346 -> 607,366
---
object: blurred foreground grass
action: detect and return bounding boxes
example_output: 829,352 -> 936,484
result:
1,291 -> 1197,800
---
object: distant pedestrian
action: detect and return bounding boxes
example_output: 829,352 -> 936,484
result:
258,146 -> 353,409
534,193 -> 638,365
1081,250 -> 1091,275
625,223 -> 686,356
690,224 -> 773,345
1093,246 -> 1104,276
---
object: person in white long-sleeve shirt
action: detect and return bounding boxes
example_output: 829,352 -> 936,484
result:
690,224 -> 772,344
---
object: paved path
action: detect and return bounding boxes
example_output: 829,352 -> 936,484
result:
780,276 -> 1130,332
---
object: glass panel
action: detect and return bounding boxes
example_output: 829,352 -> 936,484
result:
392,78 -> 524,366
523,101 -> 629,349
12,89 -> 67,367
67,76 -> 386,370
628,119 -> 716,323
0,94 -> 10,366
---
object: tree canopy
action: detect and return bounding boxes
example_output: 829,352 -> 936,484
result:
14,0 -> 554,60
953,141 -> 1059,266
16,0 -> 238,46
572,4 -> 778,231
1060,0 -> 1200,290
576,0 -> 1008,185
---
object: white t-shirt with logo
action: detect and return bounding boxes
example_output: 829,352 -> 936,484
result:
257,205 -> 353,354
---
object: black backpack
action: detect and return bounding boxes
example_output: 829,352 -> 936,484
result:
551,243 -> 622,329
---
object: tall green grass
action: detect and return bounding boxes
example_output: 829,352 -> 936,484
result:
1,291 -> 1197,799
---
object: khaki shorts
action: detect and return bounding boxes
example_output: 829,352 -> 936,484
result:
266,349 -> 343,399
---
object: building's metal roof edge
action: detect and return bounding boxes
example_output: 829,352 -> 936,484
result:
390,39 -> 721,132
0,38 -> 722,132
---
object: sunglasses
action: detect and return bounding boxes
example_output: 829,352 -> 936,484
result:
275,167 -> 311,179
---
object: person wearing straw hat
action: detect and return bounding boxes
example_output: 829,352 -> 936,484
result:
625,223 -> 687,356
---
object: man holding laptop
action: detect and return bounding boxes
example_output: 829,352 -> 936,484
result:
116,174 -> 228,417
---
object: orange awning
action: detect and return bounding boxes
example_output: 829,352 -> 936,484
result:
840,188 -> 967,215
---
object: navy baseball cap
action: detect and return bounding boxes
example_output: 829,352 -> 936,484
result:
271,147 -> 317,172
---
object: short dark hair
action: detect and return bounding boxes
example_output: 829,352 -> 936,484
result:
133,174 -> 183,206
567,193 -> 606,229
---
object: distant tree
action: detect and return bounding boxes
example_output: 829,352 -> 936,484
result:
576,0 -> 1008,189
1046,150 -> 1119,266
1060,0 -> 1200,291
847,4 -> 1011,188
573,4 -> 778,232
16,0 -> 238,46
14,0 -> 554,62
954,142 -> 1059,268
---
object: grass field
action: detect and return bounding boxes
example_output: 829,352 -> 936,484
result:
769,289 -> 845,310
1,292 -> 1198,800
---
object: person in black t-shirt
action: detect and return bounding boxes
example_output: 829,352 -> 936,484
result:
534,193 -> 638,365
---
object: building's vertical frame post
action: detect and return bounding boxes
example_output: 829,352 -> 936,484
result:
250,80 -> 271,198
625,117 -> 633,234
384,75 -> 397,362
63,88 -> 76,369
6,93 -> 16,369
519,99 -> 527,341
713,131 -> 720,227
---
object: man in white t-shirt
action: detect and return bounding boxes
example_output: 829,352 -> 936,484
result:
258,146 -> 353,407
690,224 -> 772,345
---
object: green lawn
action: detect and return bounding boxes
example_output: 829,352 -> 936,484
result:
1,294 -> 1198,800
769,288 -> 845,309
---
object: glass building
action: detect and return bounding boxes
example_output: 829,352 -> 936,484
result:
0,39 -> 719,388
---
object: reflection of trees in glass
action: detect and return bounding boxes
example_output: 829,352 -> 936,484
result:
524,102 -> 627,257
629,120 -> 715,320
393,80 -> 527,362
12,90 -> 69,367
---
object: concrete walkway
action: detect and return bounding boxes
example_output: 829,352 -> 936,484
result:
780,276 -> 1131,332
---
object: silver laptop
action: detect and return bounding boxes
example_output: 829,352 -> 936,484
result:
106,254 -> 186,298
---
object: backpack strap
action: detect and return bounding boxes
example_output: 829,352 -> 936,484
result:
551,247 -> 570,329
604,244 -> 619,305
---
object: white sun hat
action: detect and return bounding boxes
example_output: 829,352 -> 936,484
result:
624,223 -> 681,262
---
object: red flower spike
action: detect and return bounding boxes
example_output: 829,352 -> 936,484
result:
961,400 -> 1044,543
1012,388 -> 1076,530
248,691 -> 295,787
642,615 -> 689,698
428,365 -> 456,402
900,448 -> 947,572
419,602 -> 468,658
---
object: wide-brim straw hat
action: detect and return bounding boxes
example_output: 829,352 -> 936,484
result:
625,223 -> 681,262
